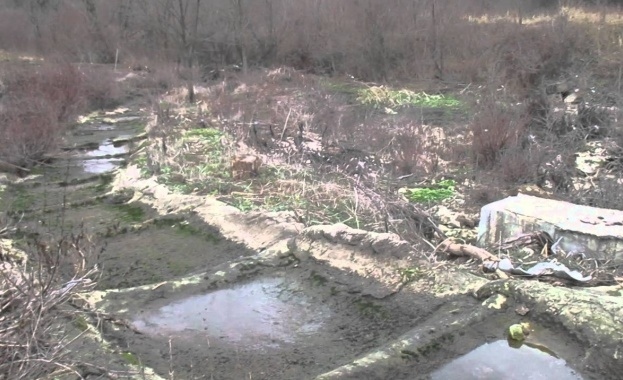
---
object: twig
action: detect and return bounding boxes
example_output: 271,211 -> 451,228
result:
280,107 -> 292,141
0,159 -> 30,172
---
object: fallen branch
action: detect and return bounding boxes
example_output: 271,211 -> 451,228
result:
436,239 -> 500,262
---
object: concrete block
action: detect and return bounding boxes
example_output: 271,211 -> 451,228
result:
477,194 -> 623,263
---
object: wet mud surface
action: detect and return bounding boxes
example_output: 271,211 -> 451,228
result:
102,265 -> 465,380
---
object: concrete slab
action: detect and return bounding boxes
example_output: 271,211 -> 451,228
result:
477,194 -> 623,262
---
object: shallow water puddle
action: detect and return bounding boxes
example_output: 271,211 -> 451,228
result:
82,140 -> 128,174
132,277 -> 331,349
85,140 -> 129,158
430,340 -> 582,380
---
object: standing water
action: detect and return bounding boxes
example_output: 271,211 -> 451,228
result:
430,340 -> 583,380
132,277 -> 331,349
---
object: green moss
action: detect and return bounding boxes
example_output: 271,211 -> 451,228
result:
322,80 -> 362,96
112,203 -> 145,223
355,299 -> 388,319
4,185 -> 35,212
310,271 -> 328,286
94,174 -> 114,192
152,218 -> 221,243
184,127 -> 222,140
400,349 -> 420,360
120,351 -> 141,366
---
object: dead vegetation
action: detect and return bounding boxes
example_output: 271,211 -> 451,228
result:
0,61 -> 125,171
0,228 -> 100,379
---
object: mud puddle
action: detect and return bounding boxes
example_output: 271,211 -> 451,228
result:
388,316 -> 590,380
82,139 -> 129,174
431,340 -> 582,380
101,265 -> 454,380
132,276 -> 331,349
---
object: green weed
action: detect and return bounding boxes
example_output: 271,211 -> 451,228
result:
72,315 -> 89,332
310,271 -> 328,286
322,79 -> 362,96
184,128 -> 222,140
231,196 -> 257,212
402,179 -> 456,204
357,86 -> 461,109
399,267 -> 425,283
176,222 -> 220,243
4,186 -> 35,212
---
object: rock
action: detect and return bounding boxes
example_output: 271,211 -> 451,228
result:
434,205 -> 460,228
563,91 -> 582,104
231,154 -> 262,180
478,194 -> 623,263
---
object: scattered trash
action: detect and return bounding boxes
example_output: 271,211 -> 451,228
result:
496,231 -> 554,256
485,258 -> 592,282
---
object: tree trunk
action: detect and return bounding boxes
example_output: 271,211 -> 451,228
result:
430,0 -> 443,80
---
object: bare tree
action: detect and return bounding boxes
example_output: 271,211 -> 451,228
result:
233,0 -> 249,74
430,0 -> 443,79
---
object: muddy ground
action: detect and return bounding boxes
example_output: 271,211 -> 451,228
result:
1,72 -> 623,380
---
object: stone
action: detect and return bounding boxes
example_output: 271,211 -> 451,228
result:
231,154 -> 262,180
478,194 -> 623,263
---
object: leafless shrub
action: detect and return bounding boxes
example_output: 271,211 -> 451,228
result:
470,100 -> 529,169
80,66 -> 124,110
134,64 -> 181,92
388,124 -> 443,177
0,63 -> 85,169
536,153 -> 577,193
577,104 -> 612,138
0,229 -> 99,379
497,145 -> 544,185
0,99 -> 63,169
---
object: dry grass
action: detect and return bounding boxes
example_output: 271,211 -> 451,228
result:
0,229 -> 99,379
137,74 -> 442,249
